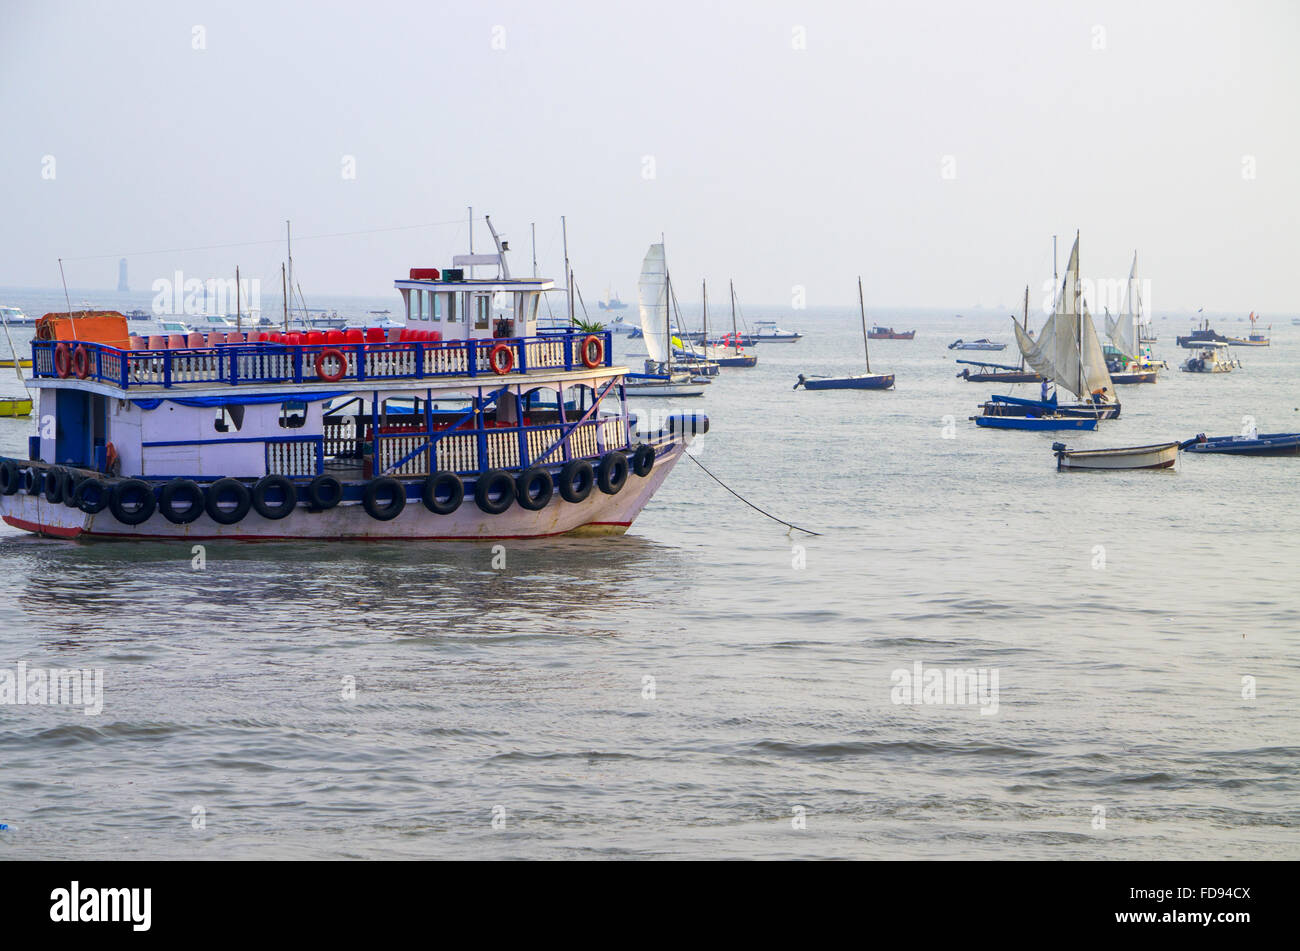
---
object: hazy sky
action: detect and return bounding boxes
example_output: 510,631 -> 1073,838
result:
2,0 -> 1296,313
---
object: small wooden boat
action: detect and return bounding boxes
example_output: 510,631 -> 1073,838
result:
794,278 -> 894,392
975,415 -> 1096,431
0,358 -> 33,369
0,397 -> 33,417
1180,432 -> 1300,456
979,393 -> 1121,420
868,325 -> 915,339
948,338 -> 1006,351
1052,441 -> 1179,470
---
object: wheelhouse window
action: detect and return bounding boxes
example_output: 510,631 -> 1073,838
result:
445,292 -> 459,323
429,292 -> 445,322
279,401 -> 307,429
474,295 -> 491,330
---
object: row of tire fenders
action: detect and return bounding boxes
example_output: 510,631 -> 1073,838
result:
0,445 -> 654,526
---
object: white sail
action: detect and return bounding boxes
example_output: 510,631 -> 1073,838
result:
1080,302 -> 1114,395
1107,252 -> 1139,359
637,243 -> 668,364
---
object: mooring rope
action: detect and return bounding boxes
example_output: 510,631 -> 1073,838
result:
686,453 -> 822,536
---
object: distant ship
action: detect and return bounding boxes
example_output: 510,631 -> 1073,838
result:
598,286 -> 629,311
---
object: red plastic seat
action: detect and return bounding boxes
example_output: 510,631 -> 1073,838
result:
365,327 -> 385,344
269,331 -> 283,343
345,328 -> 364,345
306,331 -> 324,346
326,329 -> 344,345
285,332 -> 303,346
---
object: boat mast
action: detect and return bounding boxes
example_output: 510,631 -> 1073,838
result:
1076,231 -> 1084,397
286,220 -> 293,328
664,265 -> 673,374
858,276 -> 871,373
468,206 -> 474,280
730,279 -> 739,352
702,279 -> 708,353
1020,284 -> 1028,371
281,263 -> 288,332
531,222 -> 537,278
561,215 -> 572,326
236,265 -> 241,334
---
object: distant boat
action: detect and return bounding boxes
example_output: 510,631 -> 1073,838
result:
1053,441 -> 1179,470
948,338 -> 1006,351
0,358 -> 33,369
0,397 -> 32,417
0,306 -> 37,326
1102,253 -> 1162,384
1176,318 -> 1232,349
753,320 -> 802,342
1235,312 -> 1270,346
793,277 -> 894,391
1181,431 -> 1300,456
958,287 -> 1043,383
868,325 -> 915,339
598,286 -> 629,310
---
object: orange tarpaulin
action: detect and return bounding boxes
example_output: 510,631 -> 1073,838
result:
35,311 -> 131,349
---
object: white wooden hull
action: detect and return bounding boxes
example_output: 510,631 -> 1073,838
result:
1,445 -> 687,541
625,383 -> 706,397
1057,442 -> 1179,471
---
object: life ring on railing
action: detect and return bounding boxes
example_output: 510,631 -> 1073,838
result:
580,334 -> 603,369
72,344 -> 91,379
488,343 -> 514,375
54,342 -> 72,378
315,348 -> 348,382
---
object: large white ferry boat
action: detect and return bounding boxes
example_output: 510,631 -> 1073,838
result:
0,250 -> 706,540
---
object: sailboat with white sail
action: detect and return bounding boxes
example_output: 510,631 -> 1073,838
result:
975,233 -> 1118,427
625,243 -> 707,398
1103,252 -> 1161,384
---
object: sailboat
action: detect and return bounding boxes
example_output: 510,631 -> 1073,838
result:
684,281 -> 756,368
975,233 -> 1115,430
956,286 -> 1044,383
625,243 -> 708,398
1103,253 -> 1160,384
793,277 -> 894,391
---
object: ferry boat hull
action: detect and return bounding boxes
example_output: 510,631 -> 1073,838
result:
0,443 -> 688,541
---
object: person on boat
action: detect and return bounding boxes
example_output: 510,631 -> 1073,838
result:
1040,380 -> 1050,402
1090,386 -> 1110,404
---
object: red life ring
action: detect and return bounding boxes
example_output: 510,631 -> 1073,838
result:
73,344 -> 91,379
55,342 -> 72,378
488,342 -> 514,375
315,347 -> 349,382
580,334 -> 603,369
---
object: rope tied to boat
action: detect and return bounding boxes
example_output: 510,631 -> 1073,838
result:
685,453 -> 822,536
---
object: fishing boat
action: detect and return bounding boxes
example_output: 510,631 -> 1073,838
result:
1052,441 -> 1179,471
753,321 -> 802,342
0,232 -> 707,540
948,338 -> 1006,351
624,243 -> 711,398
1233,313 -> 1270,346
793,277 -> 894,391
983,232 -> 1121,424
868,325 -> 915,339
1176,318 -> 1233,349
597,287 -> 628,311
1181,431 -> 1300,456
1179,342 -> 1239,373
0,397 -> 33,417
958,287 -> 1043,383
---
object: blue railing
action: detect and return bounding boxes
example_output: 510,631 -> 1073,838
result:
29,330 -> 614,391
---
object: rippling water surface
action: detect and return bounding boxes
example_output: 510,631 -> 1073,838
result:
1,296 -> 1298,859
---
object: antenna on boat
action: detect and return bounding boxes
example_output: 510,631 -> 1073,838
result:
468,206 -> 474,280
858,276 -> 871,374
236,265 -> 241,334
281,263 -> 288,332
531,222 -> 537,278
286,220 -> 293,325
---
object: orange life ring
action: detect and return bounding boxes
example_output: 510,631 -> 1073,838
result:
73,344 -> 91,379
580,334 -> 603,369
488,342 -> 514,375
315,347 -> 348,382
55,342 -> 72,378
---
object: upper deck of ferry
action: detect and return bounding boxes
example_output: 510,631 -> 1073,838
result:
27,265 -> 617,395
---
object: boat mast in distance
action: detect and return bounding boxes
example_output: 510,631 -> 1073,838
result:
858,276 -> 871,374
